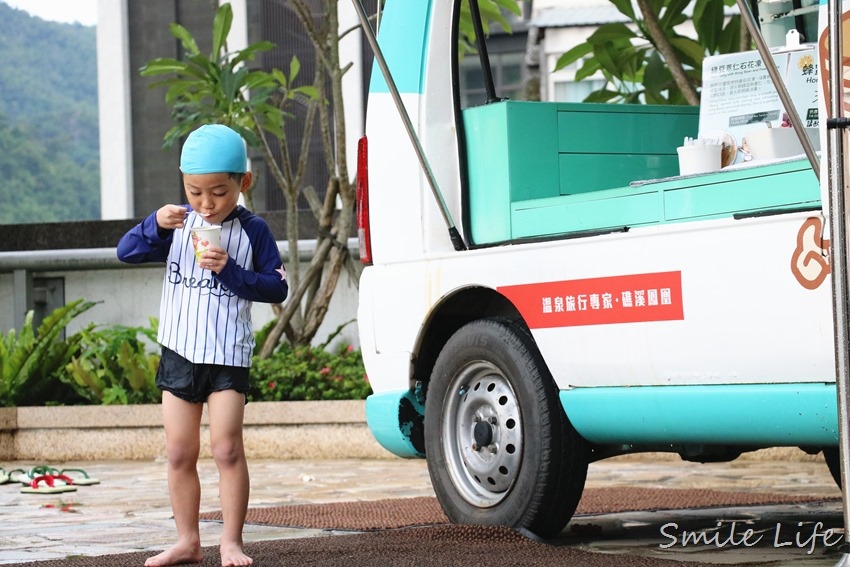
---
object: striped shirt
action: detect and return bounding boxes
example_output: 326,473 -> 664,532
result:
117,206 -> 288,367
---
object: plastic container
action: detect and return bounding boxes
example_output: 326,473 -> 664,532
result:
743,127 -> 814,161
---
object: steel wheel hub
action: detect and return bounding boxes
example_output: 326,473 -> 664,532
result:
442,361 -> 523,507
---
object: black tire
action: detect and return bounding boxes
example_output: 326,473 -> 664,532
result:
824,447 -> 842,488
424,317 -> 588,538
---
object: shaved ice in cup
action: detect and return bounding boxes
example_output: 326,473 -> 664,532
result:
191,225 -> 221,262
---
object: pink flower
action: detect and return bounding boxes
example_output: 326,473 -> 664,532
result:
363,374 -> 369,383
333,375 -> 343,382
346,344 -> 354,353
267,381 -> 277,390
319,367 -> 331,375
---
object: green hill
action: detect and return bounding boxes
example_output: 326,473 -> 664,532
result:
0,2 -> 98,224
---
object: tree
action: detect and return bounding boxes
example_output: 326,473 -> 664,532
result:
554,0 -> 744,105
141,2 -> 348,354
459,0 -> 522,58
256,0 -> 361,355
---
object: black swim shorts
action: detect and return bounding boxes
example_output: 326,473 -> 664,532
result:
155,347 -> 250,403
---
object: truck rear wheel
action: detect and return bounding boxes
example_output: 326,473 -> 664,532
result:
424,317 -> 588,538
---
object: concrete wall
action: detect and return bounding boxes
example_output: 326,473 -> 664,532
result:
0,401 -> 392,461
39,260 -> 360,348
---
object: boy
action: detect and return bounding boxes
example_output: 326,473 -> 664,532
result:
117,124 -> 288,567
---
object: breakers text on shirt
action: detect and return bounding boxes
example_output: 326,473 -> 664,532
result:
167,262 -> 235,297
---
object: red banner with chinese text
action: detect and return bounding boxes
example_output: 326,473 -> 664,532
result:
498,271 -> 684,328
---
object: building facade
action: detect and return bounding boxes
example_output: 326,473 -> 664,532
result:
96,0 -> 373,221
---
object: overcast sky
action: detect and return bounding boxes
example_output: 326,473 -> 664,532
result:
1,0 -> 97,26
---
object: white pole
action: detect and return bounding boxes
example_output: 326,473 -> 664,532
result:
827,0 -> 850,562
96,0 -> 133,219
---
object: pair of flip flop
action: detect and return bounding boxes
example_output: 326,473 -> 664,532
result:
2,466 -> 100,494
21,473 -> 77,494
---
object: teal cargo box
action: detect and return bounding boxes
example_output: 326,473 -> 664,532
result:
463,101 -> 700,245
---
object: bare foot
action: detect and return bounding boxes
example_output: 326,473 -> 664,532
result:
144,543 -> 203,567
220,542 -> 252,566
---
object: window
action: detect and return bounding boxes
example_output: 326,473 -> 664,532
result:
553,78 -> 606,103
546,52 -> 608,103
460,51 -> 527,107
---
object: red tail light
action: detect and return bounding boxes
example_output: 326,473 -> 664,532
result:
357,136 -> 373,265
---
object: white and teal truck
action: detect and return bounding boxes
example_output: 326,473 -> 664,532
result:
352,0 -> 841,538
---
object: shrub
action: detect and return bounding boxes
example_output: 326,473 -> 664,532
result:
249,341 -> 371,402
7,309 -> 370,405
0,299 -> 98,407
60,318 -> 161,405
55,319 -> 369,404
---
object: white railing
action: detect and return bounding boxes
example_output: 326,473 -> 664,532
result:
0,238 -> 362,348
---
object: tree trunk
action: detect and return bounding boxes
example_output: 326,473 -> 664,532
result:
635,0 -> 700,105
258,236 -> 336,358
740,18 -> 751,52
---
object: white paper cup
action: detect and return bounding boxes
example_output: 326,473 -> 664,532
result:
677,144 -> 722,176
191,225 -> 221,262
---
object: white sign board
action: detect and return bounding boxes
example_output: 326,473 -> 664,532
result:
699,46 -> 818,165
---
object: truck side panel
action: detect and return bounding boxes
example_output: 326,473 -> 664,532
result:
359,0 -> 838,459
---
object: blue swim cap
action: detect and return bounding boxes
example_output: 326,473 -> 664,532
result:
179,124 -> 248,174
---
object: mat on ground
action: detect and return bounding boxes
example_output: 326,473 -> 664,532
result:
198,487 -> 836,531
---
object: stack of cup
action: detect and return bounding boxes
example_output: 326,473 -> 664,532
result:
677,137 -> 722,176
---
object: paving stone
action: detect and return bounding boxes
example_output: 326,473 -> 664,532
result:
0,455 -> 842,565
